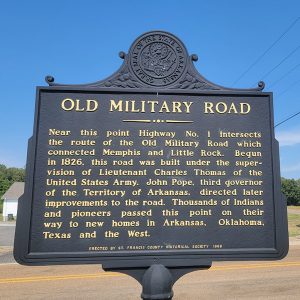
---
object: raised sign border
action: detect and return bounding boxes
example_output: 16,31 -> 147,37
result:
14,86 -> 288,266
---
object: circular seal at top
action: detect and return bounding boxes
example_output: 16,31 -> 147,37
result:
129,31 -> 188,86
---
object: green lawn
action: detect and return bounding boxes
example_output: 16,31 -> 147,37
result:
287,205 -> 300,237
288,213 -> 300,237
288,205 -> 300,211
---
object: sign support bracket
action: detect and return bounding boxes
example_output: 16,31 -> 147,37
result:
102,260 -> 212,299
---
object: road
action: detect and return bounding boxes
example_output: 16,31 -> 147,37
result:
0,243 -> 299,299
1,222 -> 300,299
0,222 -> 15,247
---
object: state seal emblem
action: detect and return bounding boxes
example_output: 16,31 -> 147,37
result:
129,32 -> 188,86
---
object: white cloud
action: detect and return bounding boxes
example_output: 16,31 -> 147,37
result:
276,130 -> 300,146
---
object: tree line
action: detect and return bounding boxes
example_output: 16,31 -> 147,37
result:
281,178 -> 300,205
0,164 -> 25,199
0,164 -> 299,209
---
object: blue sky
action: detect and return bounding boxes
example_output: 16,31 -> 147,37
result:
0,0 -> 300,178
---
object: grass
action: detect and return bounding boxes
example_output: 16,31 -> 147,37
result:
287,205 -> 300,237
288,205 -> 300,211
288,213 -> 300,237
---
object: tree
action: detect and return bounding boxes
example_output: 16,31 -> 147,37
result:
281,178 -> 300,206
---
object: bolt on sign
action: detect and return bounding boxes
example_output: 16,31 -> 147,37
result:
14,31 -> 288,298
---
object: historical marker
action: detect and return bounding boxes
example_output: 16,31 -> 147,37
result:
14,31 -> 288,299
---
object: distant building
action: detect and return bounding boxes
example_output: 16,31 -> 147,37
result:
1,182 -> 24,221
